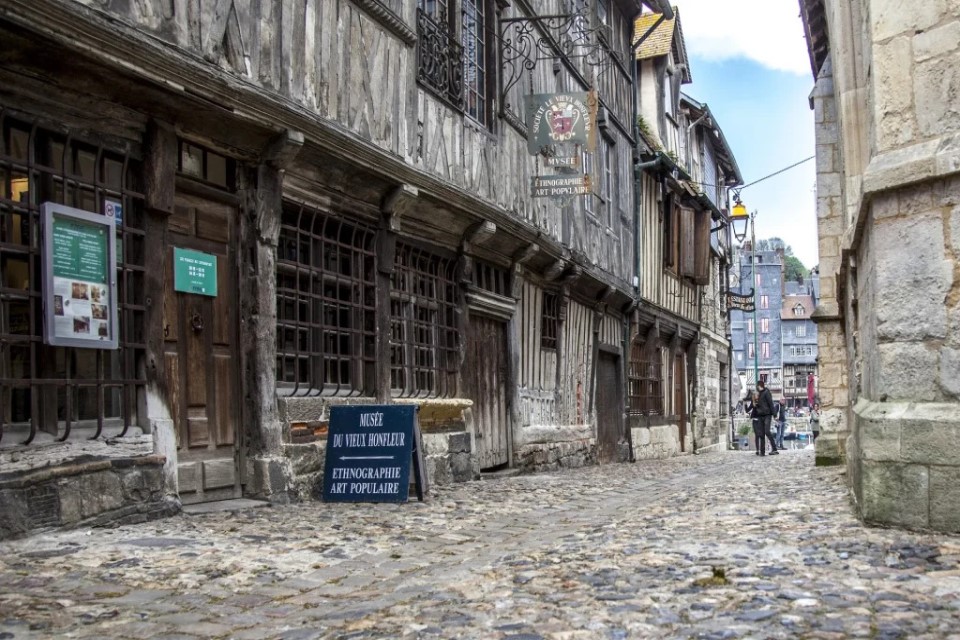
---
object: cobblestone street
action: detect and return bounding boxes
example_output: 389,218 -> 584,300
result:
2,450 -> 960,640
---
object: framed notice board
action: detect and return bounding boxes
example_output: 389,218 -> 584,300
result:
322,404 -> 427,503
41,202 -> 119,349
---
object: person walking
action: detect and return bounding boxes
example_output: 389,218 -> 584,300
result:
755,380 -> 779,455
810,403 -> 821,444
774,398 -> 787,450
749,391 -> 764,456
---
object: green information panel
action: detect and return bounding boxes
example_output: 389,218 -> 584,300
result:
174,247 -> 218,297
51,217 -> 108,283
42,202 -> 118,349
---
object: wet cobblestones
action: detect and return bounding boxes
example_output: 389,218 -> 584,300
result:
2,450 -> 960,639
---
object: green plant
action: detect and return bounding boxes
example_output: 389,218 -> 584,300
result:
737,422 -> 751,437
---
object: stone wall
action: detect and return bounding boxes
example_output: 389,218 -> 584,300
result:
694,332 -> 729,452
0,455 -> 178,540
514,439 -> 600,472
807,1 -> 960,531
810,55 -> 851,466
630,423 -> 683,460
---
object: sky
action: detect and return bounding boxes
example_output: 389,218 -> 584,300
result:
671,0 -> 820,268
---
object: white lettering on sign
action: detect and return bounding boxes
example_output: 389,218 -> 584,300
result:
358,412 -> 384,427
331,466 -> 403,480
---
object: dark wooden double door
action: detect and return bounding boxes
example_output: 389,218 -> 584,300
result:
164,192 -> 242,504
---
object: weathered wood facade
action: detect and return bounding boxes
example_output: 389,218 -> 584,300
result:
627,8 -> 741,459
0,0 -> 674,535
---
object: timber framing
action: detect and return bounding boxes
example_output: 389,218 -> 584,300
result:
0,0 -> 632,307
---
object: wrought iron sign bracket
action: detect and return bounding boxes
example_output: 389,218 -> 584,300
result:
498,10 -> 617,115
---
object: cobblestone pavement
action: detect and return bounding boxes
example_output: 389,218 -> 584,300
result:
3,449 -> 960,640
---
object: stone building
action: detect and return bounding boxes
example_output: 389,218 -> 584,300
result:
799,0 -> 960,532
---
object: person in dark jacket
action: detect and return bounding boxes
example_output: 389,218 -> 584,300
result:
774,398 -> 787,449
755,380 -> 779,455
749,391 -> 764,455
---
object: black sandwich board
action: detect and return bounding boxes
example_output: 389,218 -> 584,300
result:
322,404 -> 427,503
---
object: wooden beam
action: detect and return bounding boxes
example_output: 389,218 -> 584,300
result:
260,129 -> 304,170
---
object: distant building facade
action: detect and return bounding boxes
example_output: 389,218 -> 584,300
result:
730,244 -> 785,398
780,276 -> 819,409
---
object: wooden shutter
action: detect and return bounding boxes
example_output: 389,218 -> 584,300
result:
662,196 -> 675,269
694,210 -> 711,285
679,206 -> 695,278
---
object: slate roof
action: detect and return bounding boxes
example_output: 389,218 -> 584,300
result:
633,13 -> 675,59
633,8 -> 691,82
781,295 -> 815,320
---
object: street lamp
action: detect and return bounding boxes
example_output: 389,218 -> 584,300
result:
732,196 -> 760,391
731,196 -> 749,242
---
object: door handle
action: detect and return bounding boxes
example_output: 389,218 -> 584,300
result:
191,313 -> 204,333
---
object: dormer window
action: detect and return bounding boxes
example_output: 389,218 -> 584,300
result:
793,304 -> 806,316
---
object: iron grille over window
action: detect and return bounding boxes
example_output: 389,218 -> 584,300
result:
417,4 -> 465,110
628,340 -> 663,415
0,111 -> 146,446
390,243 -> 459,397
417,0 -> 491,126
541,291 -> 558,349
276,206 -> 376,397
471,260 -> 509,296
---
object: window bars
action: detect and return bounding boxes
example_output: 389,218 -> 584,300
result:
628,340 -> 663,416
276,205 -> 377,397
0,111 -> 146,446
390,242 -> 459,398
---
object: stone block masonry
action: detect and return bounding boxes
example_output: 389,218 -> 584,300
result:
0,455 -> 178,540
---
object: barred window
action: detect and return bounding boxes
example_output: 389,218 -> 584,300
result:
541,291 -> 558,350
628,339 -> 663,415
276,206 -> 376,396
0,112 -> 146,445
390,243 -> 459,397
417,0 -> 493,127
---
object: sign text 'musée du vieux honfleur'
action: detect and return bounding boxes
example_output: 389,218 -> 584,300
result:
322,404 -> 424,503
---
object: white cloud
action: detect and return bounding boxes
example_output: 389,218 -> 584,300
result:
674,0 -> 811,75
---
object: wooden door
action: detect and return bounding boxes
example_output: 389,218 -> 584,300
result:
463,314 -> 510,470
164,193 -> 241,504
674,353 -> 687,452
595,352 -> 622,463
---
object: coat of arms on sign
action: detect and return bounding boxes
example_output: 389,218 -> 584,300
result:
525,92 -> 597,154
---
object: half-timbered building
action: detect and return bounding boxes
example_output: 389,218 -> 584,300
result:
628,9 -> 742,458
0,0 -> 679,537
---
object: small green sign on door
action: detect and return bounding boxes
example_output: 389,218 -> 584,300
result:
174,247 -> 218,297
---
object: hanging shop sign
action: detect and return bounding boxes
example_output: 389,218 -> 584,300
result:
41,202 -> 119,349
173,247 -> 218,297
323,404 -> 427,503
532,174 -> 592,198
727,288 -> 756,312
526,91 -> 597,155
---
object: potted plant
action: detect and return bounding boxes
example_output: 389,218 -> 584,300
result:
737,422 -> 752,450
